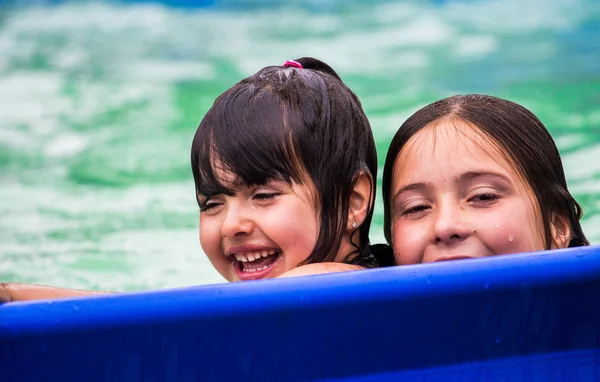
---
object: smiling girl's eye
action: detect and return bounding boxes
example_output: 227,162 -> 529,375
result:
198,195 -> 223,212
199,201 -> 219,212
469,193 -> 500,204
402,204 -> 430,216
253,192 -> 280,201
251,180 -> 285,202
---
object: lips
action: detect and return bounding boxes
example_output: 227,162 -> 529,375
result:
226,247 -> 283,281
432,255 -> 476,263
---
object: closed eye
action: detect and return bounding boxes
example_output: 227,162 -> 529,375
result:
469,193 -> 499,204
402,204 -> 430,216
253,192 -> 279,201
198,195 -> 224,212
199,201 -> 222,212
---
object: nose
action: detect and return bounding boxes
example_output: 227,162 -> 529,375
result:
221,203 -> 254,239
432,201 -> 473,244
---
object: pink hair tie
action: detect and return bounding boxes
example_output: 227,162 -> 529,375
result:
282,60 -> 303,69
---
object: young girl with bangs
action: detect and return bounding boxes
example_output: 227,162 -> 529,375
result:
1,57 -> 385,301
381,94 -> 589,266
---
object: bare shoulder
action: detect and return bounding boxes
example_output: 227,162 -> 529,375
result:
278,263 -> 364,279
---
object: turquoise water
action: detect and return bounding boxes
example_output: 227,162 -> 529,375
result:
1,0 -> 599,291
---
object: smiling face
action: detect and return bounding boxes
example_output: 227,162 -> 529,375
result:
389,118 -> 547,265
198,170 -> 319,282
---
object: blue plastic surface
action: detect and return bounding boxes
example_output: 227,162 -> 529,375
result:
2,246 -> 600,381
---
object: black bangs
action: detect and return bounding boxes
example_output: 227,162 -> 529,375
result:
191,77 -> 306,201
191,57 -> 379,267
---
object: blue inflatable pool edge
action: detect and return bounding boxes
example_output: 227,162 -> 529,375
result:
1,246 -> 600,381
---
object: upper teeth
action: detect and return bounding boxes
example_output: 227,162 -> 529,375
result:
234,250 -> 277,263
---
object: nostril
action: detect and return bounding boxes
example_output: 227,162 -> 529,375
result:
436,234 -> 461,243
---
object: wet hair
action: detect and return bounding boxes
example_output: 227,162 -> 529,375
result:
191,57 -> 378,267
382,94 -> 589,249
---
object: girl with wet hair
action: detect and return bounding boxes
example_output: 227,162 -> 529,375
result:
191,56 -> 381,281
2,57 -> 384,300
382,94 -> 589,266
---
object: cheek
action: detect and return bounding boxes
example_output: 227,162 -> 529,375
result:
281,213 -> 318,253
198,217 -> 222,259
264,206 -> 318,266
480,210 -> 544,254
391,219 -> 427,265
199,217 -> 234,281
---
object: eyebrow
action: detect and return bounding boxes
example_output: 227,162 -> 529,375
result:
393,171 -> 512,201
392,182 -> 433,201
459,171 -> 512,185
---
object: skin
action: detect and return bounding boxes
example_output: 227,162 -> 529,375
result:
0,283 -> 109,302
199,174 -> 321,282
389,118 -> 559,265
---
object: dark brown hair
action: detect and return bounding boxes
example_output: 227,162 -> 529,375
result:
191,57 -> 378,267
382,94 -> 588,249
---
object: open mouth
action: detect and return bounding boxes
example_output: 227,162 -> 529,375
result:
231,250 -> 282,280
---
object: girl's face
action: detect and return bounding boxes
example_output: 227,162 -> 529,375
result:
198,170 -> 319,282
390,119 -> 547,265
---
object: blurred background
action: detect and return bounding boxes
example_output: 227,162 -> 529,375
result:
0,0 -> 599,291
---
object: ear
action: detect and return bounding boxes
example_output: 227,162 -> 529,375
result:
347,171 -> 373,231
550,213 -> 571,249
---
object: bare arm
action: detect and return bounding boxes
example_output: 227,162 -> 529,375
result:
0,263 -> 363,302
278,262 -> 364,278
0,283 -> 111,303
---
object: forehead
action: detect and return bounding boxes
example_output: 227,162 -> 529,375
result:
393,118 -> 518,183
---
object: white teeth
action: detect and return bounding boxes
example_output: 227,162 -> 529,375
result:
242,265 -> 269,273
232,250 -> 279,263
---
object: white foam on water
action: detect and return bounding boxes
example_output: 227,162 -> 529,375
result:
443,0 -> 594,32
0,178 -> 207,290
581,214 -> 600,246
369,112 -> 415,135
4,0 -> 592,84
374,2 -> 420,24
569,180 -> 600,195
0,72 -> 66,127
0,127 -> 32,150
554,133 -> 587,151
100,229 -> 223,290
563,144 -> 600,181
0,71 -> 63,97
0,180 -> 197,235
8,3 -> 170,33
43,133 -> 88,158
454,35 -> 497,58
125,61 -> 215,83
